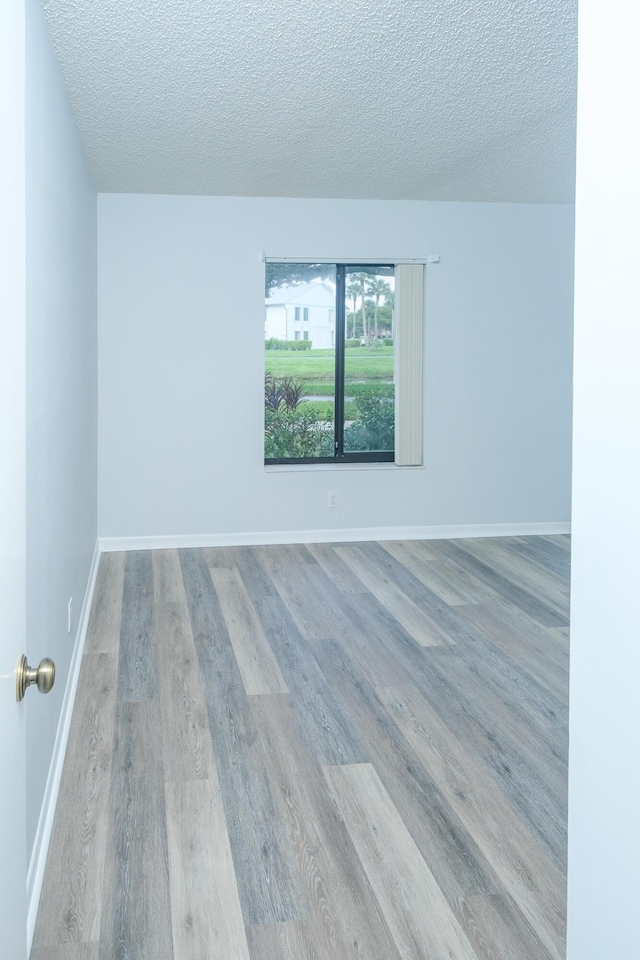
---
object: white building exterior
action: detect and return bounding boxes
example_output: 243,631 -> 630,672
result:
265,280 -> 335,349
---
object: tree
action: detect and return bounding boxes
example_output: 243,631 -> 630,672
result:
345,279 -> 360,339
265,262 -> 334,294
377,303 -> 393,336
367,277 -> 392,339
355,272 -> 369,340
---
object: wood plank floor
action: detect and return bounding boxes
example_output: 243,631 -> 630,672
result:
32,535 -> 569,960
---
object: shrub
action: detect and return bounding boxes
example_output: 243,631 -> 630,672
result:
344,393 -> 395,452
265,372 -> 306,412
265,338 -> 312,351
345,339 -> 362,348
265,407 -> 333,459
383,338 -> 393,346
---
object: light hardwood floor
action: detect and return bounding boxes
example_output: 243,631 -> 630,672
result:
31,536 -> 569,960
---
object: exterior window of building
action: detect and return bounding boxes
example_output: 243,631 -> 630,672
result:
265,261 -> 413,464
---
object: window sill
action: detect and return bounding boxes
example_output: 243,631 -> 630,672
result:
264,462 -> 423,473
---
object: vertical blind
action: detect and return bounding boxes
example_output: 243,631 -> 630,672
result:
394,263 -> 424,466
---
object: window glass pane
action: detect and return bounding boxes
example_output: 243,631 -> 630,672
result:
343,266 -> 395,454
265,263 -> 337,460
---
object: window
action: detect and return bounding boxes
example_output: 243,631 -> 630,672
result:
264,261 -> 423,465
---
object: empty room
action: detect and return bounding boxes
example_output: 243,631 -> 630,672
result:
2,1 -> 638,959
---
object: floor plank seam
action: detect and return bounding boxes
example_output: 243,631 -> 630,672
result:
32,536 -> 569,960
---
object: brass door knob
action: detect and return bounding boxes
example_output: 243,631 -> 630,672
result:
16,654 -> 56,702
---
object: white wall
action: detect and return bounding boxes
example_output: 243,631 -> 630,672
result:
567,0 -> 640,955
98,195 -> 574,541
25,0 -> 97,855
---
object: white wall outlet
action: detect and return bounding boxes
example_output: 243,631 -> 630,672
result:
327,490 -> 338,508
67,597 -> 73,633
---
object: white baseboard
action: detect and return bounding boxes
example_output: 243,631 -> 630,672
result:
99,521 -> 570,552
26,539 -> 101,954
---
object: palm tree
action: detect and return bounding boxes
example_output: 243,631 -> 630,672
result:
367,277 -> 391,339
354,272 -> 369,340
345,279 -> 360,339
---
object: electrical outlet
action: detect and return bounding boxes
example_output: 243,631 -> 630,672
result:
327,490 -> 338,508
67,597 -> 73,633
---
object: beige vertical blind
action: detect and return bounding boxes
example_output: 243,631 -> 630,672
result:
394,263 -> 424,465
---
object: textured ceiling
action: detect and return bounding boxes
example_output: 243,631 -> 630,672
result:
40,0 -> 577,202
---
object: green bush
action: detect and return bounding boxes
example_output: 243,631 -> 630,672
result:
265,372 -> 306,411
345,339 -> 362,348
265,338 -> 312,351
265,407 -> 333,459
300,401 -> 335,419
344,393 -> 395,452
383,338 -> 393,346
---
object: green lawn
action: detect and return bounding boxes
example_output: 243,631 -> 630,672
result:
303,382 -> 394,398
265,346 -> 394,386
